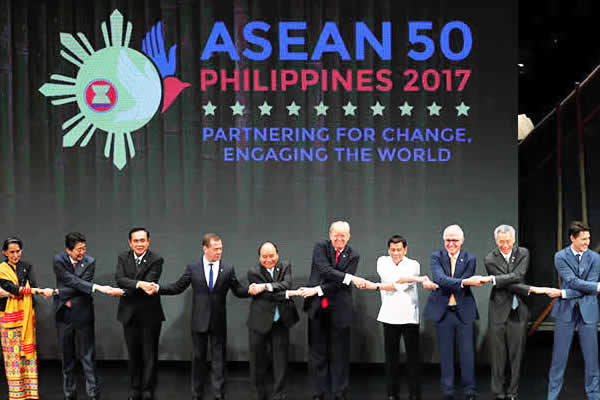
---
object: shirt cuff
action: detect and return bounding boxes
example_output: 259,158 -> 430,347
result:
135,281 -> 141,289
597,283 -> 600,292
343,274 -> 352,285
315,286 -> 324,296
393,283 -> 402,291
285,290 -> 289,299
92,284 -> 97,292
562,289 -> 567,299
491,276 -> 496,286
266,283 -> 273,292
461,281 -> 464,288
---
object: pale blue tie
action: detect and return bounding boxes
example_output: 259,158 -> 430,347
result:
505,255 -> 519,310
512,295 -> 519,310
267,268 -> 280,322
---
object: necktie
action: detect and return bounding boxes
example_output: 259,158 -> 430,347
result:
135,257 -> 142,270
335,249 -> 341,265
267,268 -> 280,322
208,263 -> 214,291
505,255 -> 519,310
449,254 -> 457,306
67,261 -> 76,308
576,253 -> 584,275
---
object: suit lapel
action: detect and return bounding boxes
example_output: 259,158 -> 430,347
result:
260,265 -> 274,282
565,249 -> 581,276
579,250 -> 592,277
212,262 -> 226,290
273,263 -> 283,281
453,251 -> 465,277
440,250 -> 452,276
136,252 -> 153,279
74,257 -> 88,277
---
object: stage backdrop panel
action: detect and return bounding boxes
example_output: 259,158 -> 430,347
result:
0,0 -> 517,362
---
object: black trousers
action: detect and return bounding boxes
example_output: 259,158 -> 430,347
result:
192,331 -> 226,399
489,308 -> 527,397
57,309 -> 100,398
249,322 -> 290,400
308,310 -> 351,398
123,316 -> 162,399
382,322 -> 422,399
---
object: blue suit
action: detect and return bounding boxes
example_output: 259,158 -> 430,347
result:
548,247 -> 600,400
424,249 -> 478,396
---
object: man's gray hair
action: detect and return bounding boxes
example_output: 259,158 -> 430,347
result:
443,224 -> 464,239
494,224 -> 516,240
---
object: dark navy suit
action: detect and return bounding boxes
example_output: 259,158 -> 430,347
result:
423,249 -> 478,396
548,247 -> 600,400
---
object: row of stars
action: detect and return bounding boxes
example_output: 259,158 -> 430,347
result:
202,100 -> 471,118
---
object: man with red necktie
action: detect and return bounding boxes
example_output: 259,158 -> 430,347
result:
300,221 -> 366,400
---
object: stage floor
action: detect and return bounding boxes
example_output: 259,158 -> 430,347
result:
0,332 -> 590,400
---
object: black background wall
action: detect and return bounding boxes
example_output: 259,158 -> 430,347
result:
0,0 -> 517,362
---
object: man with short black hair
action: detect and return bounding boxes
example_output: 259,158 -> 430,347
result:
54,232 -> 123,400
547,221 -> 600,400
115,227 -> 165,400
363,234 -> 438,400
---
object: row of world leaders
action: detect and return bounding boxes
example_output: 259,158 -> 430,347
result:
0,220 -> 593,400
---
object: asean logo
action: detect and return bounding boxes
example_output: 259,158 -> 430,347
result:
39,9 -> 190,170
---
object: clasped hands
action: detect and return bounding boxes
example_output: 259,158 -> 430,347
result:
461,275 -> 494,287
95,285 -> 125,297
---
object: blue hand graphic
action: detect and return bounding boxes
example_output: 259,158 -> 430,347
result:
142,21 -> 177,78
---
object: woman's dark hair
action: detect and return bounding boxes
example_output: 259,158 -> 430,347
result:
2,236 -> 23,251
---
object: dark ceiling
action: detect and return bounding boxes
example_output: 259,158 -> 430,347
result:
519,0 -> 600,124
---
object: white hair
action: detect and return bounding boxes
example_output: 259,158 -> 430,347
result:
443,224 -> 464,239
329,220 -> 350,233
494,224 -> 516,240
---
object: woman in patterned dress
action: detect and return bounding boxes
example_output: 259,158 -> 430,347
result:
0,237 -> 55,400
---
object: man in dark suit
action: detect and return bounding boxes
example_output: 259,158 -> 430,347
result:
423,224 -> 488,400
155,233 -> 251,400
53,232 -> 123,400
115,227 -> 165,400
300,221 -> 365,400
247,241 -> 300,400
547,221 -> 600,400
484,224 -> 561,400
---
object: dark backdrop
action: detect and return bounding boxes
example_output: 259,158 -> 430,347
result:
0,0 -> 517,362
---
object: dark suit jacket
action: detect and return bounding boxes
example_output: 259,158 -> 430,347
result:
423,249 -> 479,323
0,259 -> 37,312
247,260 -> 299,334
115,249 -> 165,326
53,251 -> 95,327
484,246 -> 531,324
303,240 -> 360,328
159,259 -> 249,335
551,247 -> 600,324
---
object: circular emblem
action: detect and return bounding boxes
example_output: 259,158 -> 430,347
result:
84,79 -> 118,112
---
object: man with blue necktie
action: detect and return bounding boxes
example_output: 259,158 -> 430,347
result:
246,242 -> 299,400
548,221 -> 600,400
156,233 -> 251,400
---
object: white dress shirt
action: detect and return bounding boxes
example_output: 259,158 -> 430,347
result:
376,255 -> 420,325
204,256 -> 220,287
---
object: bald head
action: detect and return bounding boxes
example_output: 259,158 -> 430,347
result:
259,241 -> 279,269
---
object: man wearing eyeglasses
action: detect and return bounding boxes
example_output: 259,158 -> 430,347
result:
423,225 -> 490,400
